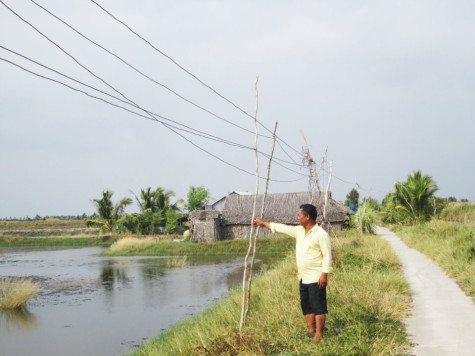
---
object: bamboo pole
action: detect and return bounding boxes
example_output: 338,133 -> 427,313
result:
245,121 -> 278,319
239,76 -> 259,334
323,160 -> 333,232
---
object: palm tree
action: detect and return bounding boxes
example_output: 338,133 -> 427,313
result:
87,190 -> 132,233
395,171 -> 439,223
131,187 -> 177,233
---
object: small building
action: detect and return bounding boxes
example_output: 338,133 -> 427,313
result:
190,192 -> 352,241
205,191 -> 251,211
189,210 -> 221,242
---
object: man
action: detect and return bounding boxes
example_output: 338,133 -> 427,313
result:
253,203 -> 332,342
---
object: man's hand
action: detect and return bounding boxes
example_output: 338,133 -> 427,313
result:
253,218 -> 270,230
318,273 -> 328,289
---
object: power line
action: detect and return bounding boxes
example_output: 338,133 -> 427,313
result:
28,0 -> 274,141
0,44 -> 306,174
2,1 -> 386,193
88,0 -> 304,160
0,55 -> 305,183
2,0 -> 303,169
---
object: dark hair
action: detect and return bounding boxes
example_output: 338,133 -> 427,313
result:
299,204 -> 317,221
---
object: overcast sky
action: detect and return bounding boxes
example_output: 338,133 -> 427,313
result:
1,0 -> 474,218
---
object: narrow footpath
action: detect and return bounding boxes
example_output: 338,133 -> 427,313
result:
375,227 -> 475,356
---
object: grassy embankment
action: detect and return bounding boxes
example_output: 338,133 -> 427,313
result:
103,236 -> 295,258
391,219 -> 475,300
0,218 -> 113,247
0,219 -> 86,230
123,230 -> 411,356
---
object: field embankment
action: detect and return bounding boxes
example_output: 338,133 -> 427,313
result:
391,220 -> 475,300
131,230 -> 411,356
103,235 -> 295,257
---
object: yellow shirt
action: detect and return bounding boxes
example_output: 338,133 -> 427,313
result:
270,223 -> 332,284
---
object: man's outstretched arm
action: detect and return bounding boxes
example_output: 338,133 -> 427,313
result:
253,218 -> 271,230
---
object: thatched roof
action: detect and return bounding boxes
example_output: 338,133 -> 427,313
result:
190,210 -> 221,220
222,192 -> 352,225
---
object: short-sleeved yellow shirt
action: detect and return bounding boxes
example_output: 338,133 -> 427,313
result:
270,223 -> 332,284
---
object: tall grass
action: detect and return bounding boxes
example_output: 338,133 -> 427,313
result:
0,278 -> 40,309
440,202 -> 475,224
131,230 -> 411,355
110,237 -> 159,252
392,219 -> 475,300
352,203 -> 376,234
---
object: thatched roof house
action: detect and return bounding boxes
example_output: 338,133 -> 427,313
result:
220,192 -> 352,238
189,192 -> 352,241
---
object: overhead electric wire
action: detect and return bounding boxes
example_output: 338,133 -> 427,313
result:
0,55 -> 305,183
88,0 -> 305,160
2,1 -> 384,190
0,2 -> 253,150
3,0 -> 303,168
0,46 -> 251,151
0,44 -> 305,174
28,0 -> 274,141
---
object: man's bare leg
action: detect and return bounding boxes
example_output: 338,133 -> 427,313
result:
305,313 -> 316,334
313,314 -> 325,342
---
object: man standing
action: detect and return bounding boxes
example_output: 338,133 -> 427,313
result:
253,203 -> 332,342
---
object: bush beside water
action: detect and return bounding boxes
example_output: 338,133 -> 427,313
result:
0,278 -> 39,309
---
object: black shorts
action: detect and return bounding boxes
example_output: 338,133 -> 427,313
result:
299,280 -> 328,315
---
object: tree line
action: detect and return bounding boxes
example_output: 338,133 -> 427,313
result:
86,185 -> 210,235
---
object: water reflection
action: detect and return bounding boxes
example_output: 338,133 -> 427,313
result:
99,260 -> 130,292
0,308 -> 37,332
141,260 -> 166,280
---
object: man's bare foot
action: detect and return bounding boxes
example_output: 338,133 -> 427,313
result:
312,335 -> 325,342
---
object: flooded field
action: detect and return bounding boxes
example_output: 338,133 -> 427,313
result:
0,246 -> 252,356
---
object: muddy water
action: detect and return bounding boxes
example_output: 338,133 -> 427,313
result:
0,247 -> 257,356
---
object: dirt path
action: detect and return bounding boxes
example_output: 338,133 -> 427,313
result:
375,226 -> 475,355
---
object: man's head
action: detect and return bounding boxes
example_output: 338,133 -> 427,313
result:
298,204 -> 317,225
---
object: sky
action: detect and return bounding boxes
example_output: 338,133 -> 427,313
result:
1,0 -> 474,218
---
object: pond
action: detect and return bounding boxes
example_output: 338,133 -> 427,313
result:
0,246 -> 261,356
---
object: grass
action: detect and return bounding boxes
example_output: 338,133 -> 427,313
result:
130,229 -> 411,355
0,236 -> 116,247
0,278 -> 40,309
391,219 -> 475,300
439,202 -> 475,224
103,235 -> 295,257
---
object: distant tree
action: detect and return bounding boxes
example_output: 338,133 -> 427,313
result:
362,197 -> 380,211
130,187 -> 177,234
447,196 -> 457,203
344,188 -> 359,210
87,190 -> 132,234
185,186 -> 210,212
461,199 -> 469,203
165,209 -> 178,234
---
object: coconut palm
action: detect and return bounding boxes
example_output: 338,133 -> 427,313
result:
395,171 -> 439,223
130,187 -> 177,234
87,190 -> 132,233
